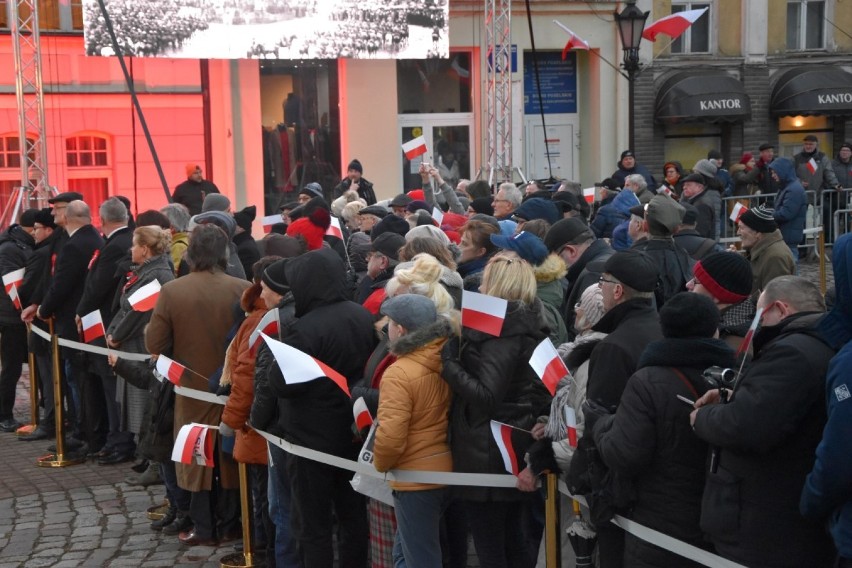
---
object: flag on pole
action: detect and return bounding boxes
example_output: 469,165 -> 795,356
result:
432,207 -> 444,226
326,216 -> 343,240
261,333 -> 351,396
461,290 -> 508,336
490,421 -> 522,476
657,185 -> 674,198
80,309 -> 106,343
128,280 -> 161,311
156,355 -> 186,385
564,406 -> 578,448
172,423 -> 215,467
736,307 -> 764,358
582,187 -> 597,204
249,308 -> 279,353
353,397 -> 373,431
730,202 -> 748,223
261,214 -> 282,234
642,8 -> 708,42
553,20 -> 590,60
2,267 -> 24,295
7,284 -> 20,310
402,136 -> 428,160
806,157 -> 818,175
529,338 -> 569,396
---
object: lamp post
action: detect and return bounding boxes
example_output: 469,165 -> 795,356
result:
614,0 -> 649,151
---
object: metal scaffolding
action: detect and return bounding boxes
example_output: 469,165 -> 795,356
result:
5,0 -> 53,225
483,0 -> 513,184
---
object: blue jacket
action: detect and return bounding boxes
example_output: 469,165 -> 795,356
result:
591,190 -> 640,239
801,233 -> 852,559
769,157 -> 808,246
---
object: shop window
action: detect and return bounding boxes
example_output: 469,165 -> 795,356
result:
670,3 -> 711,54
787,1 -> 825,50
663,123 -> 721,171
778,115 -> 832,158
66,134 -> 111,219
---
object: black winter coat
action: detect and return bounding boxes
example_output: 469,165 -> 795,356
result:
172,178 -> 220,216
593,337 -> 735,568
442,299 -> 553,502
0,225 -> 34,325
268,249 -> 376,457
586,299 -> 662,411
693,312 -> 836,568
77,226 -> 132,328
233,232 -> 261,281
562,239 -> 614,336
631,237 -> 694,308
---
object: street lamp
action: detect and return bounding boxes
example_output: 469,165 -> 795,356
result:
614,0 -> 649,151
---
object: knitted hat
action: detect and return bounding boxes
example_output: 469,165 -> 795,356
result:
262,259 -> 290,295
693,252 -> 753,304
511,198 -> 561,225
738,204 -> 777,233
441,212 -> 467,231
739,152 -> 754,165
544,217 -> 594,252
286,204 -> 331,251
194,210 -> 236,238
201,193 -> 231,213
490,231 -> 548,266
347,159 -> 363,174
19,209 -> 38,227
407,189 -> 426,201
233,205 -> 256,232
469,197 -> 494,216
185,163 -> 200,178
603,250 -> 659,292
693,159 -> 718,179
620,150 -> 634,160
381,294 -> 437,332
660,292 -> 720,339
576,283 -> 605,330
34,208 -> 56,229
371,214 -> 409,239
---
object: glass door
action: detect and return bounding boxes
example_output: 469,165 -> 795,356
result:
399,116 -> 474,192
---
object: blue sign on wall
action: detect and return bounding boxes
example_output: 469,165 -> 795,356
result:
523,51 -> 578,115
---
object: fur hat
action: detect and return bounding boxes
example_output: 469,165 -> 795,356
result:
693,252 -> 753,304
738,204 -> 777,233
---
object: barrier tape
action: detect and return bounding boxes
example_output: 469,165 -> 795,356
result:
30,324 -> 150,362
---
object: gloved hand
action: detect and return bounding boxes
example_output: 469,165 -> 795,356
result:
218,421 -> 235,437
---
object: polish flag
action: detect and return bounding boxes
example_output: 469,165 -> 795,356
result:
529,338 -> 569,396
583,187 -> 597,204
402,136 -> 428,160
172,423 -> 214,467
736,307 -> 764,358
461,290 -> 508,336
249,308 -> 279,353
261,333 -> 351,396
353,396 -> 373,430
806,157 -> 818,175
7,284 -> 20,310
128,280 -> 161,312
564,406 -> 578,448
490,421 -> 521,476
657,185 -> 674,197
80,309 -> 105,343
642,8 -> 708,42
730,202 -> 748,223
2,267 -> 24,297
553,20 -> 590,60
155,355 -> 185,386
261,214 -> 282,233
432,207 -> 444,226
325,216 -> 343,240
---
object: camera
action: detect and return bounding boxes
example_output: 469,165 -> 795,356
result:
702,366 -> 738,390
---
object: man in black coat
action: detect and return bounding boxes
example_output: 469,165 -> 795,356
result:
332,159 -> 377,205
0,209 -> 36,432
173,163 -> 220,216
268,248 -> 376,567
691,276 -> 836,567
76,197 -> 134,463
673,203 -> 723,261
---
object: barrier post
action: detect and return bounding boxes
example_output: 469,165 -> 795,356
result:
220,461 -> 255,568
545,473 -> 560,568
16,323 -> 39,435
819,227 -> 827,296
37,318 -> 83,467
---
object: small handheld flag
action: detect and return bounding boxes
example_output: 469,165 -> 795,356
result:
261,333 -> 351,396
80,309 -> 106,343
353,397 -> 373,431
461,290 -> 508,337
490,420 -> 523,476
806,157 -> 818,175
402,136 -> 428,160
564,406 -> 578,448
736,307 -> 764,359
172,423 -> 215,467
582,187 -> 596,204
730,202 -> 748,223
326,216 -> 344,240
128,280 -> 161,312
261,214 -> 282,233
529,338 -> 569,396
155,355 -> 186,386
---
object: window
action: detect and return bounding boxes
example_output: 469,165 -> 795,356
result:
787,1 -> 825,50
670,3 -> 710,54
66,134 -> 111,221
66,135 -> 108,168
0,0 -> 79,30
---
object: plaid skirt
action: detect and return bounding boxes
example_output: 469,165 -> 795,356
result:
368,497 -> 397,568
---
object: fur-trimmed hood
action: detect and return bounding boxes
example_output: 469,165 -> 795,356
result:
533,253 -> 567,285
389,317 -> 455,357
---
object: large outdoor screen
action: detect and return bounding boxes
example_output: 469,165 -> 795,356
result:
83,0 -> 449,60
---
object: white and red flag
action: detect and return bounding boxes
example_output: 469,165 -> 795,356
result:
353,397 -> 373,430
642,8 -> 708,42
490,420 -> 523,476
553,20 -> 590,60
730,202 -> 748,223
402,136 -> 428,161
261,333 -> 351,396
128,279 -> 161,311
155,355 -> 186,386
7,285 -> 20,310
806,157 -> 818,175
172,423 -> 214,467
529,338 -> 569,396
736,307 -> 764,358
461,290 -> 508,337
564,406 -> 578,448
583,187 -> 597,204
249,308 -> 279,353
261,214 -> 282,234
325,216 -> 343,240
80,309 -> 106,343
657,185 -> 674,198
3,268 -> 24,308
432,207 -> 444,226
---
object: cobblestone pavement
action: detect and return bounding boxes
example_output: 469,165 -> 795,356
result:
0,257 -> 835,567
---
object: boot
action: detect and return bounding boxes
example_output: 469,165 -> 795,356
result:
126,462 -> 162,487
150,504 -> 177,531
162,511 -> 193,536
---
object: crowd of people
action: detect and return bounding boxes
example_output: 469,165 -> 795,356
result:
0,145 -> 850,568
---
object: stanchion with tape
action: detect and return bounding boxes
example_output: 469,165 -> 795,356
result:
16,323 -> 40,436
220,462 -> 256,568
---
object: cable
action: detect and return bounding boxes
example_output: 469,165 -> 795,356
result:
523,0 -> 552,180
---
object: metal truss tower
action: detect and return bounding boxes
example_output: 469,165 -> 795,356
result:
483,0 -> 513,184
7,0 -> 52,222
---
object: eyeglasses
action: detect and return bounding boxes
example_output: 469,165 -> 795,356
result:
599,276 -> 619,286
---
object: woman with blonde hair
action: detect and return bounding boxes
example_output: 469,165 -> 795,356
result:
441,251 -> 552,567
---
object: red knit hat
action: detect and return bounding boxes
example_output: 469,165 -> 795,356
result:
286,207 -> 331,251
408,189 -> 425,201
739,152 -> 754,165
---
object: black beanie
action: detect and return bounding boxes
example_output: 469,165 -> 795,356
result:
738,205 -> 777,233
693,252 -> 752,304
19,208 -> 38,227
233,205 -> 257,232
470,197 -> 494,216
347,159 -> 363,174
660,292 -> 720,339
34,208 -> 56,229
262,259 -> 290,295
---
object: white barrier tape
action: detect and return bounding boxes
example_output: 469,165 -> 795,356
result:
151,371 -> 230,406
30,324 -> 150,361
